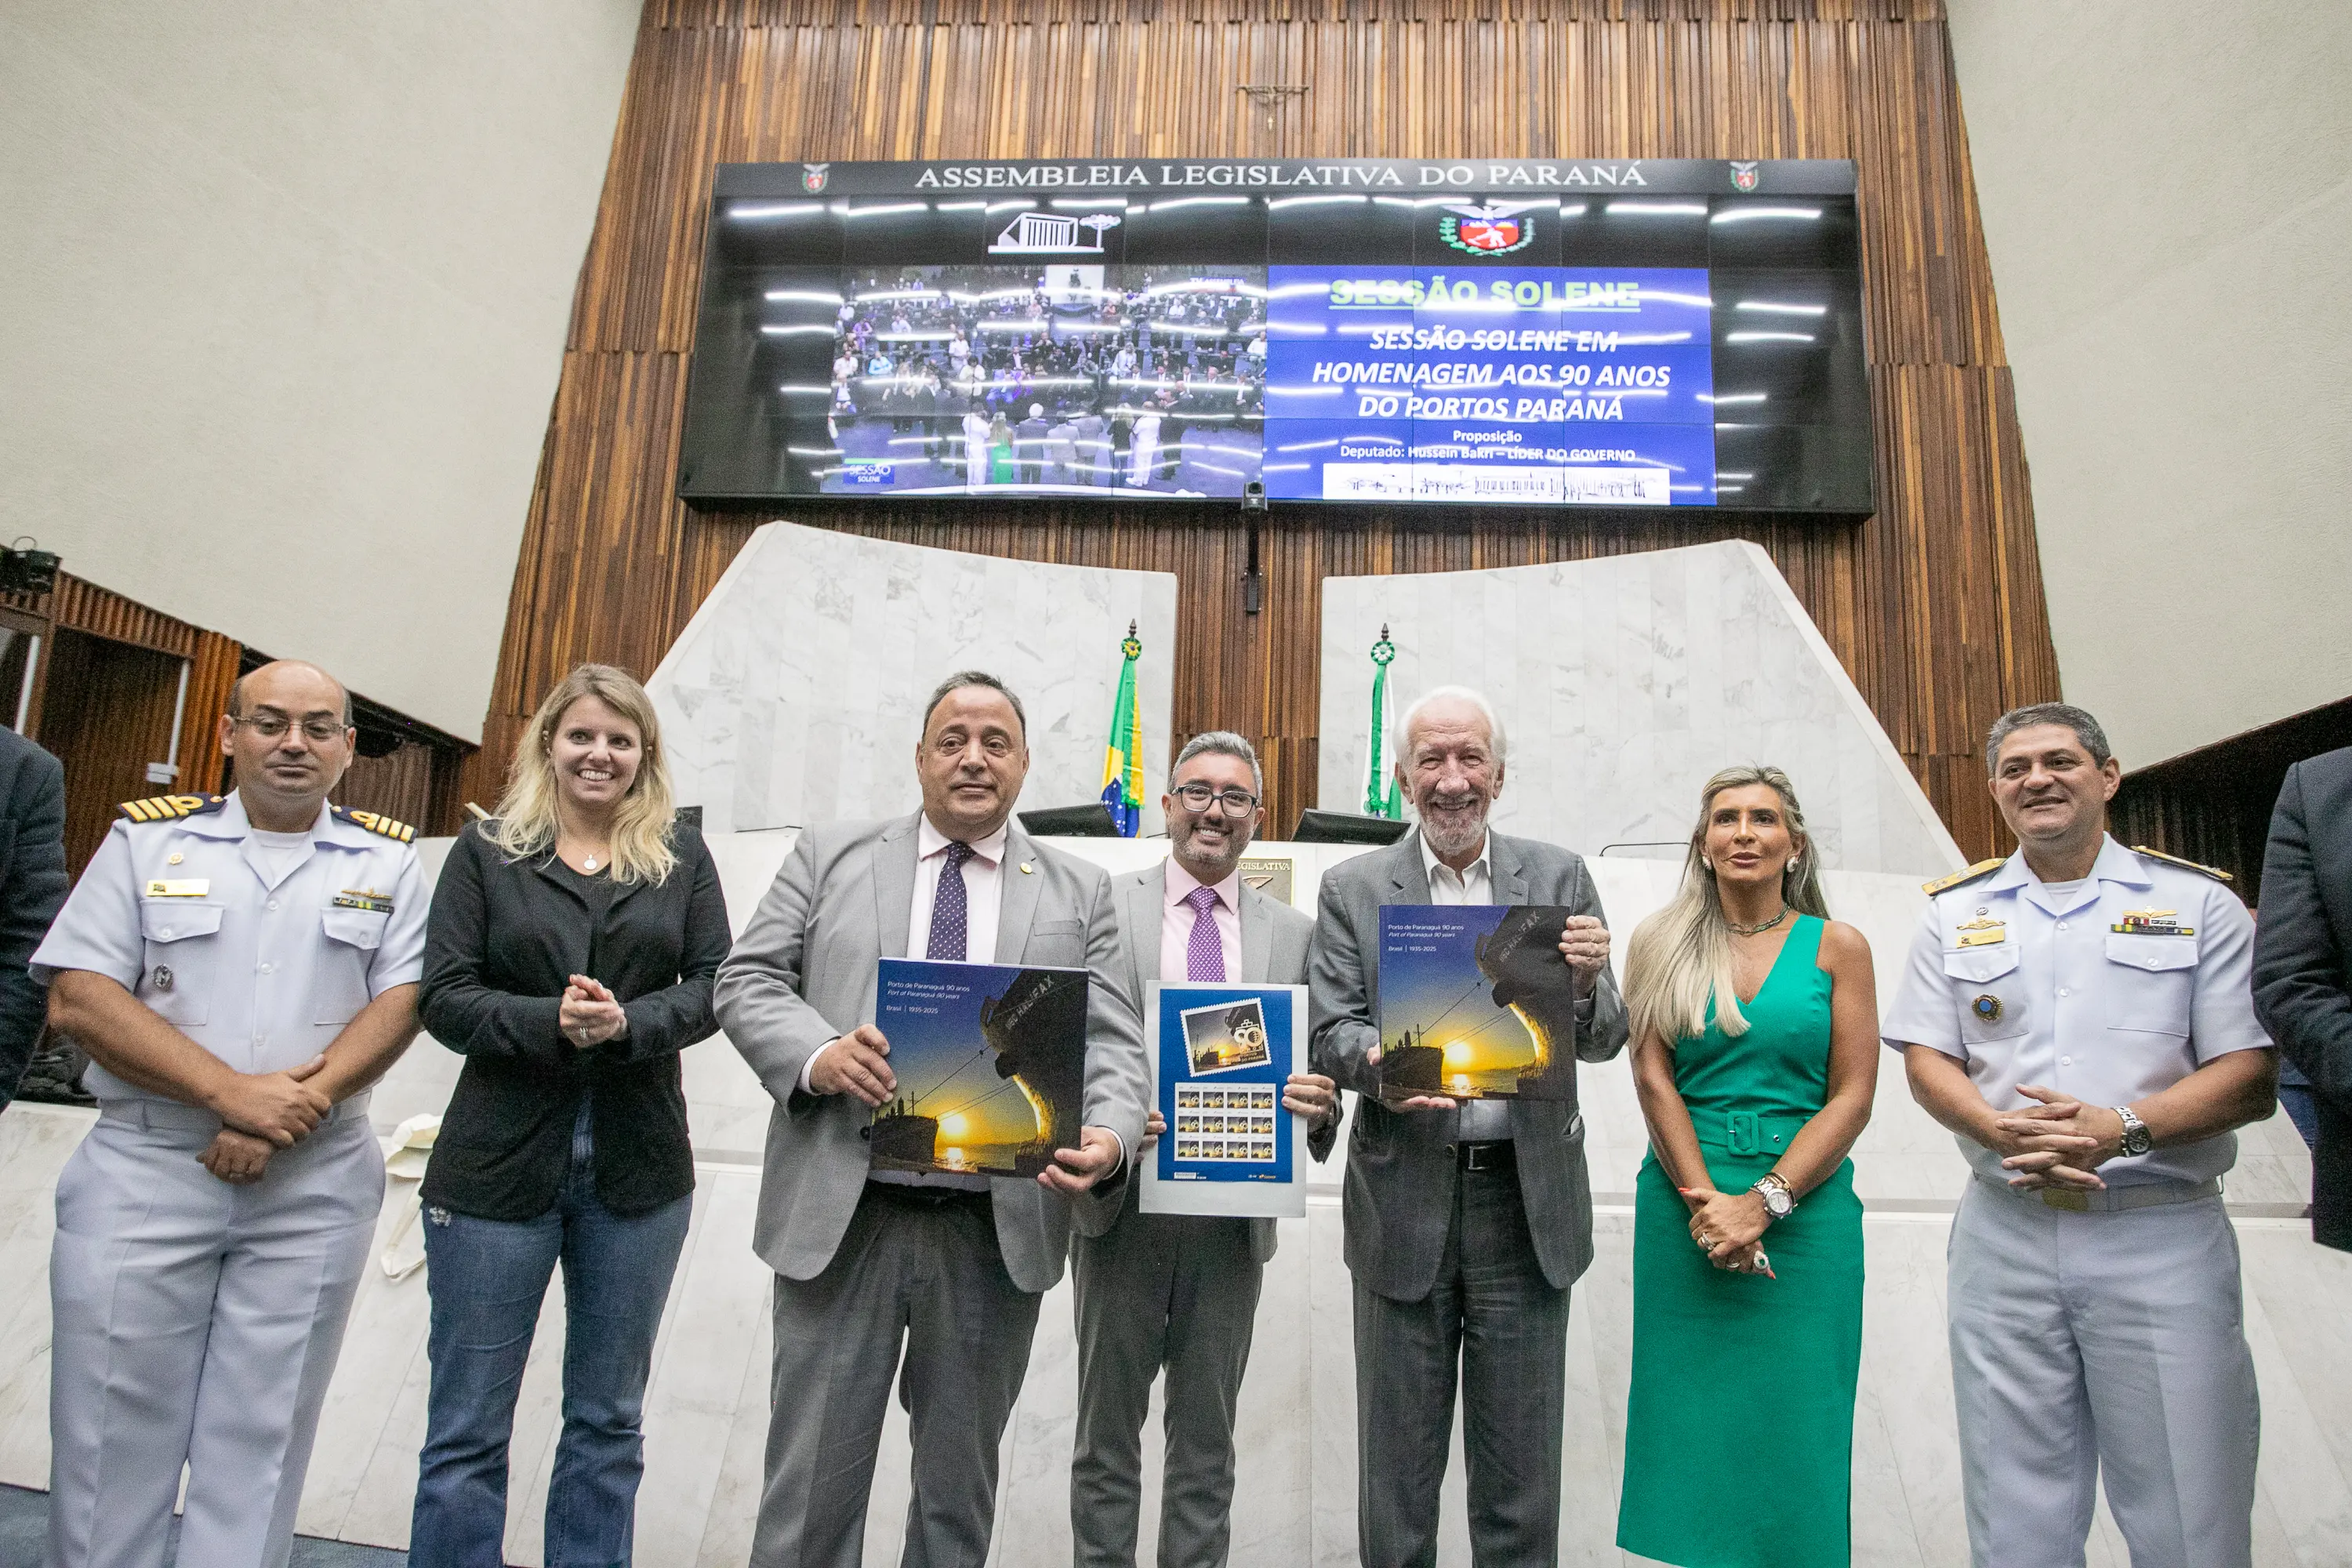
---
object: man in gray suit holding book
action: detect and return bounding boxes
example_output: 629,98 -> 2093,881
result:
1308,686 -> 1628,1568
715,671 -> 1149,1568
1071,731 -> 1340,1568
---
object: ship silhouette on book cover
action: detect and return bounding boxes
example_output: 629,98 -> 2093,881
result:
869,958 -> 1091,1177
1377,904 -> 1579,1101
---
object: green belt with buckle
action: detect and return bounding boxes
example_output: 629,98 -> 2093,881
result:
1688,1109 -> 1813,1158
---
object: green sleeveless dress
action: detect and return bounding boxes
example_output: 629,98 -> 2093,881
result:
1617,914 -> 1863,1567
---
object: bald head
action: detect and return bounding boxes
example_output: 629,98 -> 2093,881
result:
229,660 -> 352,728
218,660 -> 355,830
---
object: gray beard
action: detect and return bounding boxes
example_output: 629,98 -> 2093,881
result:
1418,803 -> 1489,862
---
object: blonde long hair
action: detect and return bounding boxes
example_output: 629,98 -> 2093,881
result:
488,664 -> 679,885
1624,765 -> 1830,1047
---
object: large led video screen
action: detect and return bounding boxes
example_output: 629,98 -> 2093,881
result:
679,158 -> 1870,513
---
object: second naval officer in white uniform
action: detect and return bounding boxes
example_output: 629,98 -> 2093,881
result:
1884,702 -> 2276,1568
34,659 -> 427,1568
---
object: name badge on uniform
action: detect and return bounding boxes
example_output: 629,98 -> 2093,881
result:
143,880 -> 209,898
2113,908 -> 2194,936
333,889 -> 394,914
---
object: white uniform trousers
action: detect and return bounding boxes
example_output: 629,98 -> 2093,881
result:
1947,1178 -> 2259,1568
47,1101 -> 382,1568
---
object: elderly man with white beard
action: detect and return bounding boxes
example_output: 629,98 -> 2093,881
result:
1307,686 -> 1628,1568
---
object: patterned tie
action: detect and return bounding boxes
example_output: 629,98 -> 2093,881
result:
1185,884 -> 1226,982
927,840 -> 975,960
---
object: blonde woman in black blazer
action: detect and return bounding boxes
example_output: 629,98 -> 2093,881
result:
411,663 -> 728,1566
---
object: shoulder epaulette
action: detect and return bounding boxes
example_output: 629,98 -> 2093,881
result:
116,794 -> 223,824
2132,845 -> 2233,883
333,805 -> 416,844
1922,857 -> 2006,896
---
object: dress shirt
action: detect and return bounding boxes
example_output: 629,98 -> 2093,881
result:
1420,832 -> 1493,907
1882,836 -> 2273,1188
1161,859 -> 1242,983
1421,831 -> 1509,1138
909,817 -> 1007,963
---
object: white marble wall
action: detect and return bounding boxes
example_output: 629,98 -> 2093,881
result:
0,834 -> 2335,1565
649,521 -> 1178,837
1318,540 -> 1965,878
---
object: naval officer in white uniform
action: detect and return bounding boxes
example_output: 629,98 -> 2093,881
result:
34,659 -> 426,1568
1885,702 -> 2276,1568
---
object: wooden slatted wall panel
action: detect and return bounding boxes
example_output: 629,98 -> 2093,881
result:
332,742 -> 439,830
44,633 -> 190,878
176,631 -> 244,797
467,0 -> 2060,860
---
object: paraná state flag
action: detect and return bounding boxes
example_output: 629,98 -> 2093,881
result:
1364,626 -> 1402,819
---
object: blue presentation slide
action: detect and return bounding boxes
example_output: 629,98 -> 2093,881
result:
1261,264 -> 1718,505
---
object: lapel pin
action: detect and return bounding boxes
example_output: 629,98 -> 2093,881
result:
167,852 -> 184,866
1020,862 -> 1035,874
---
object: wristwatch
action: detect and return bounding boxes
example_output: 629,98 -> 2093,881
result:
2115,1105 -> 2154,1158
1751,1173 -> 1796,1221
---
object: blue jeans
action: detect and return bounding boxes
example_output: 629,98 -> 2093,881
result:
410,1105 -> 691,1566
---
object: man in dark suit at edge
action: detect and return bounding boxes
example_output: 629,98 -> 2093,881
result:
0,726 -> 68,1105
1308,684 -> 1628,1568
2253,744 -> 2352,1249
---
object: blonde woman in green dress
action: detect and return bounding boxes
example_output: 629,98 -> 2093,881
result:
1617,766 -> 1880,1566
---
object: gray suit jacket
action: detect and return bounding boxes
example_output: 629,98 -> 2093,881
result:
1308,830 -> 1628,1300
1094,862 -> 1329,1262
713,813 -> 1149,1294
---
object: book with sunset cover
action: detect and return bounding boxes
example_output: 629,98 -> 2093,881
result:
869,957 -> 1089,1177
1376,905 -> 1581,1101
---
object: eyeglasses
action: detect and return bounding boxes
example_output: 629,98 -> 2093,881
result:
231,713 -> 347,744
1172,782 -> 1259,815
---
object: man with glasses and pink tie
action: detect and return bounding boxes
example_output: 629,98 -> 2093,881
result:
1068,731 -> 1339,1568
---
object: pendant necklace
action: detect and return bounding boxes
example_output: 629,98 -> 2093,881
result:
582,854 -> 601,873
1726,906 -> 1790,937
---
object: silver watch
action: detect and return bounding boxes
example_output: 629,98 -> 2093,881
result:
1751,1174 -> 1796,1221
2115,1105 -> 2153,1158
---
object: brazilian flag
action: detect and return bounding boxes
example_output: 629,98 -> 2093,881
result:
1099,624 -> 1145,837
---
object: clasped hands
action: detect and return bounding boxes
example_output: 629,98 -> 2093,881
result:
1374,914 -> 1610,1111
811,1022 -> 1126,1195
1987,1084 -> 2126,1190
1679,1184 -> 1775,1277
561,974 -> 629,1050
198,1053 -> 334,1186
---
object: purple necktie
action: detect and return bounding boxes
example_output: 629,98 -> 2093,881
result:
1185,884 -> 1226,982
927,840 -> 975,960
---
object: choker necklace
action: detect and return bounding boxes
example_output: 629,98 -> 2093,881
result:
1726,906 -> 1790,937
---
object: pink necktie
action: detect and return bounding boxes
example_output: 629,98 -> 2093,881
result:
1185,884 -> 1225,982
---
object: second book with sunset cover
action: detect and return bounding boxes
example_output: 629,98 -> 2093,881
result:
1377,905 -> 1583,1101
869,956 -> 1091,1178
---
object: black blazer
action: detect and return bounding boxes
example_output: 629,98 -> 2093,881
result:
2254,746 -> 2352,1250
419,820 -> 731,1220
0,731 -> 67,1106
